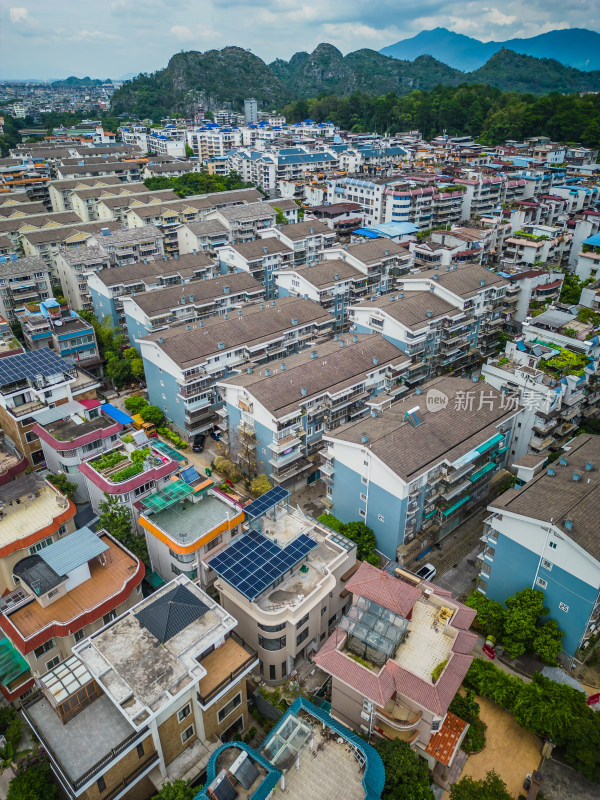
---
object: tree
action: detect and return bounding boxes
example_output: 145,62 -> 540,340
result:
272,206 -> 288,225
47,473 -> 77,501
450,770 -> 512,800
341,521 -> 379,565
7,753 -> 58,800
375,739 -> 434,800
151,780 -> 195,800
140,404 -> 164,426
464,592 -> 505,640
98,495 -> 148,563
250,474 -> 272,497
105,355 -> 132,389
502,588 -> 547,659
124,395 -> 148,414
532,618 -> 565,665
213,456 -> 241,483
184,144 -> 194,158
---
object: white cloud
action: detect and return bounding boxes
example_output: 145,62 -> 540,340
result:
484,8 -> 517,26
170,24 -> 221,42
69,29 -> 123,41
9,7 -> 30,23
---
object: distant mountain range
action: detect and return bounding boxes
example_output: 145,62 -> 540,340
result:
110,43 -> 600,119
380,27 -> 600,72
51,76 -> 111,87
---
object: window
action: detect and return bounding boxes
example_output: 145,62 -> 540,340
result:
258,622 -> 285,632
360,492 -> 367,502
82,439 -> 102,453
177,703 -> 192,723
217,692 -> 242,722
181,725 -> 195,744
359,508 -> 366,518
361,476 -> 368,485
136,743 -> 145,759
269,664 -> 276,681
58,524 -> 67,537
258,635 -> 286,651
34,640 -> 55,659
281,660 -> 287,678
29,537 -> 53,555
169,549 -> 196,564
74,629 -> 85,643
536,577 -> 548,589
559,602 -> 569,613
46,656 -> 60,671
134,481 -> 154,498
541,559 -> 553,571
321,606 -> 327,616
549,541 -> 558,550
103,610 -> 117,625
25,430 -> 39,444
296,614 -> 309,630
296,628 -> 309,646
97,776 -> 106,793
205,534 -> 223,552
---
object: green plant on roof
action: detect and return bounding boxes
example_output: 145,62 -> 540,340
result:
544,346 -> 587,377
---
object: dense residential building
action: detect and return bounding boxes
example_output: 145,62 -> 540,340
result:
324,239 -> 413,295
261,220 -> 336,266
54,245 -> 111,312
88,254 -> 216,331
314,562 -> 476,783
0,254 -> 52,320
138,480 -> 245,586
323,377 -> 519,561
18,298 -> 102,376
0,526 -> 144,704
33,401 -> 123,502
217,335 -> 410,489
123,272 -> 265,348
78,435 -> 180,515
206,202 -> 276,244
23,576 -> 258,797
206,498 -> 357,685
218,238 -> 294,300
480,434 -> 600,660
92,225 -> 164,266
0,347 -> 100,470
138,297 -> 335,439
178,219 -> 230,254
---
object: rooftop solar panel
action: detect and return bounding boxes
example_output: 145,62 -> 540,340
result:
208,529 -> 317,601
0,347 -> 71,388
244,486 -> 290,520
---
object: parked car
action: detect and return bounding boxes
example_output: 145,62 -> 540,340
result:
192,433 -> 206,452
209,428 -> 221,441
415,563 -> 436,582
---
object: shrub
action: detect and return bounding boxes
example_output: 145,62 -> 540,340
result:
90,450 -> 126,471
47,473 -> 77,500
431,658 -> 448,683
250,474 -> 272,497
140,404 -> 164,426
213,456 -> 240,483
124,395 -> 147,414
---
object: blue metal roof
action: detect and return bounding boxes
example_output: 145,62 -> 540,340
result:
101,403 -> 133,425
193,742 -> 281,800
584,233 -> 600,246
40,527 -> 109,576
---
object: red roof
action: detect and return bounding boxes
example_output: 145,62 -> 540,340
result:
78,399 -> 102,410
345,562 -> 421,618
425,711 -> 468,766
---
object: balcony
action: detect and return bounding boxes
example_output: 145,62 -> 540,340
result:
375,701 -> 422,730
196,634 -> 258,707
372,719 -> 419,744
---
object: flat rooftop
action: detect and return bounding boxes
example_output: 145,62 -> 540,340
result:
75,577 -> 236,727
146,494 -> 235,546
6,534 -> 140,639
0,481 -> 70,553
25,692 -> 137,784
391,597 -> 457,682
42,412 -> 116,442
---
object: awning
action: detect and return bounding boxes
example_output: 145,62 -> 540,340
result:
152,439 -> 187,462
144,570 -> 166,589
101,403 -> 133,425
0,637 -> 30,686
78,398 -> 101,410
475,433 -> 504,454
442,495 -> 470,516
469,462 -> 496,482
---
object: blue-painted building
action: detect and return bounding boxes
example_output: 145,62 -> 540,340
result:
481,433 -> 600,660
324,376 -> 519,561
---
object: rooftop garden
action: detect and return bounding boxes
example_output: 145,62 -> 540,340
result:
511,230 -> 549,241
89,446 -> 152,481
542,346 -> 588,377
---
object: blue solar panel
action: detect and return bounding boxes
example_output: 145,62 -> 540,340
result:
208,529 -> 318,601
244,487 -> 290,520
0,347 -> 71,388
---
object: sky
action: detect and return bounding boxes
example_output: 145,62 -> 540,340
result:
0,0 -> 597,80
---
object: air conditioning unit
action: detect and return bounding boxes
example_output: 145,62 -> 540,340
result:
359,724 -> 369,735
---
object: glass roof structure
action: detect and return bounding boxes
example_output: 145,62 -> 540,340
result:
340,596 -> 408,658
140,479 -> 194,513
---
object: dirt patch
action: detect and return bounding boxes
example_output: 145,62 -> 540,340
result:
443,696 -> 542,799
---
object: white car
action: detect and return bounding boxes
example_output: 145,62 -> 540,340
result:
415,563 -> 436,582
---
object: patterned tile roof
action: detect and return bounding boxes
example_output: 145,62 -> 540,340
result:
425,711 -> 468,766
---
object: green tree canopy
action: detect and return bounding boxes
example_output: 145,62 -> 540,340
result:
124,395 -> 148,414
250,474 -> 272,497
449,769 -> 512,800
151,780 -> 195,800
98,495 -> 148,563
375,739 -> 435,800
502,588 -> 547,659
140,404 -> 164,426
47,473 -> 78,501
7,753 -> 58,800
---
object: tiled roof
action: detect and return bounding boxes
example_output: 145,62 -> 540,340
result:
345,562 -> 420,617
425,711 -> 468,766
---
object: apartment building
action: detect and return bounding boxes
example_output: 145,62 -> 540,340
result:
323,377 -> 519,561
0,527 -> 143,704
0,347 -> 100,471
49,176 -> 124,212
55,161 -> 141,183
502,224 -> 571,268
480,434 -> 600,660
0,255 -> 52,320
206,499 -> 357,685
178,219 -> 230,254
97,189 -> 179,224
92,225 -> 164,266
20,221 -> 121,271
55,246 -> 111,312
18,298 -> 101,375
33,402 -> 123,502
23,576 -> 258,798
500,268 -> 563,324
88,254 -> 215,330
324,239 -> 413,295
218,239 -> 294,300
206,203 -> 276,244
384,183 -> 466,229
138,481 -> 245,585
276,260 -> 368,329
216,335 -> 410,490
326,176 -> 402,227
78,435 -> 180,516
139,297 -> 335,440
313,562 -> 475,783
261,220 -> 337,267
0,212 -> 79,253
122,272 -> 264,348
